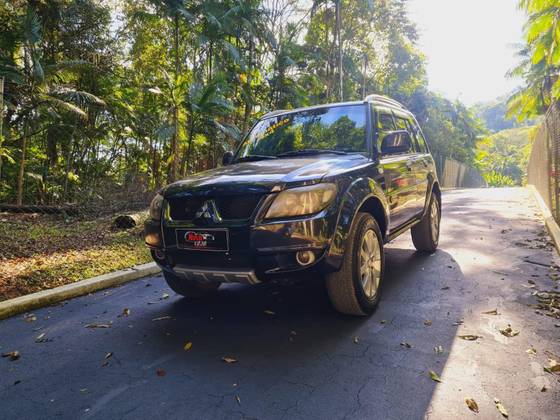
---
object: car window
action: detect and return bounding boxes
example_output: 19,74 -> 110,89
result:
237,104 -> 368,158
408,117 -> 429,153
376,111 -> 396,153
394,116 -> 408,131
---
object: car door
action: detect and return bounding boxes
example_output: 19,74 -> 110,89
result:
393,111 -> 425,217
407,116 -> 431,211
375,107 -> 418,231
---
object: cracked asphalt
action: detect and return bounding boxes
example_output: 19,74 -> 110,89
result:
1,187 -> 560,419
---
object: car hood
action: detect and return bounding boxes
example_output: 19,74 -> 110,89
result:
163,154 -> 369,197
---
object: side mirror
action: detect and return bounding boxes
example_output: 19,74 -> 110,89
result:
380,130 -> 413,156
222,151 -> 234,166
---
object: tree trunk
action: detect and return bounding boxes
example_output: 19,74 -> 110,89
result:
184,116 -> 196,174
169,12 -> 180,183
16,120 -> 29,206
0,76 -> 4,181
335,0 -> 343,102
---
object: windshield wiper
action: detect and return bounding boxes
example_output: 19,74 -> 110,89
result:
236,154 -> 278,162
276,149 -> 349,158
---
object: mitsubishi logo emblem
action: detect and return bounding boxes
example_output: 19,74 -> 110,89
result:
195,200 -> 222,223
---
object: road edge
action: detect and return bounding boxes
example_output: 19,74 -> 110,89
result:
0,262 -> 161,320
528,184 -> 560,255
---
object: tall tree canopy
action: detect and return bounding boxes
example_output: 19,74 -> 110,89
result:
0,0 -> 483,206
508,0 -> 560,121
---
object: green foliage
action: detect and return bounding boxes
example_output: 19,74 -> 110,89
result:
475,126 -> 537,185
0,0 -> 484,206
508,0 -> 560,121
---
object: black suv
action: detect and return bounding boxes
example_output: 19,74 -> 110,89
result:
145,95 -> 441,316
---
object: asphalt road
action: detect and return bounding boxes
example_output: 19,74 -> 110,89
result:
1,188 -> 559,420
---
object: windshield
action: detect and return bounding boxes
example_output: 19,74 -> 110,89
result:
236,104 -> 367,159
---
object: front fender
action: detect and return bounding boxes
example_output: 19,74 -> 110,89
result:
324,177 -> 389,271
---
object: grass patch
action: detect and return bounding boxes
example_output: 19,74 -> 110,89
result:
0,213 -> 151,301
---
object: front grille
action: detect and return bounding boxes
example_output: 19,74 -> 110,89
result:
168,196 -> 206,220
214,194 -> 263,219
167,194 -> 263,221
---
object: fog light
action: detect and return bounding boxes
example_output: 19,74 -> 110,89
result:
145,232 -> 161,247
296,250 -> 315,266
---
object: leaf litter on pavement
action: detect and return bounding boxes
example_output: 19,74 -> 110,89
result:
499,324 -> 519,337
1,351 -> 20,361
465,398 -> 479,413
494,398 -> 509,418
428,370 -> 441,382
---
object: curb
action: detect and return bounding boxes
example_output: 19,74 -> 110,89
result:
0,262 -> 161,320
528,185 -> 560,255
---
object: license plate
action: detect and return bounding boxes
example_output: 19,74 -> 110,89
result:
175,228 -> 229,252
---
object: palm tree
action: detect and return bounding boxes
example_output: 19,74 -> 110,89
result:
0,6 -> 105,204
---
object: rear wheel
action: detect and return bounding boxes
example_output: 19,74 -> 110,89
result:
326,212 -> 385,316
411,194 -> 440,252
163,271 -> 220,298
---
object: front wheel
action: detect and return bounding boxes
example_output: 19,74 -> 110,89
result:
326,212 -> 385,316
411,194 -> 441,253
163,271 -> 220,298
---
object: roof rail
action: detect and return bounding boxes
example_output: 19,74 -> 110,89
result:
364,94 -> 405,109
262,109 -> 289,118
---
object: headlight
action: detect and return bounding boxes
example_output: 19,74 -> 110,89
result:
265,183 -> 337,219
149,193 -> 164,220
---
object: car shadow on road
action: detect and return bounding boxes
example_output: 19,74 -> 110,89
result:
124,246 -> 464,419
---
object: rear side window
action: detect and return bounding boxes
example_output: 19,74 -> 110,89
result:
408,118 -> 429,153
394,116 -> 408,131
376,111 -> 395,153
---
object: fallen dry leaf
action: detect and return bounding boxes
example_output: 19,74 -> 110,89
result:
434,345 -> 443,354
494,398 -> 508,418
156,368 -> 166,377
543,359 -> 560,374
235,395 -> 241,405
85,323 -> 111,329
400,342 -> 412,349
105,352 -> 113,359
541,385 -> 547,392
161,293 -> 170,300
35,333 -> 47,343
152,316 -> 172,322
119,308 -> 130,317
429,370 -> 441,382
222,356 -> 237,364
526,347 -> 537,355
1,351 -> 20,361
465,398 -> 479,413
380,320 -> 387,324
458,335 -> 481,341
24,313 -> 36,322
482,309 -> 500,315
424,320 -> 432,326
353,336 -> 360,344
499,324 -> 519,338
263,310 -> 275,315
183,342 -> 193,351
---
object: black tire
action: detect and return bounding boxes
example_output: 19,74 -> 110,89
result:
163,271 -> 220,298
411,193 -> 440,253
326,212 -> 385,316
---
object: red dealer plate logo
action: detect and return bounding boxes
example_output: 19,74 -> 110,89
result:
175,228 -> 229,251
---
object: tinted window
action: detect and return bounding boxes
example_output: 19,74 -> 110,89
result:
408,118 -> 429,153
394,116 -> 408,131
377,111 -> 396,153
237,105 -> 367,158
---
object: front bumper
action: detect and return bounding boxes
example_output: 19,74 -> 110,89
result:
144,211 -> 337,282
